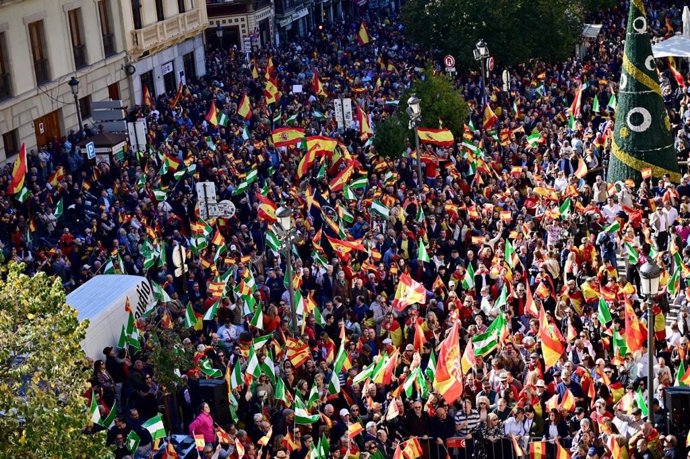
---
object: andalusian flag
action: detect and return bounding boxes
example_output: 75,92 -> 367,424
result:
184,303 -> 197,328
142,413 -> 166,441
203,301 -> 219,321
295,399 -> 321,424
371,200 -> 389,219
88,391 -> 101,424
357,21 -> 370,45
461,263 -> 475,289
54,198 -> 64,219
597,298 -> 613,324
625,242 -> 639,264
526,130 -> 542,148
559,197 -> 571,218
199,359 -> 222,378
418,240 -> 430,262
604,221 -> 620,233
472,312 -> 505,356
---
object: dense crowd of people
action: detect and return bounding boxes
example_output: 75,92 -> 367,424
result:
5,1 -> 690,458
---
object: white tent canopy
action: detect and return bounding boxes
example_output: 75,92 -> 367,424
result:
652,35 -> 690,58
582,24 -> 602,38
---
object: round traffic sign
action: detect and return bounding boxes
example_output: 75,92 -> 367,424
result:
443,55 -> 455,68
488,56 -> 495,71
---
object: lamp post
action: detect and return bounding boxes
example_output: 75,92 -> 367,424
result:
68,76 -> 83,132
406,95 -> 423,192
639,260 -> 661,419
276,206 -> 298,335
215,24 -> 224,49
473,39 -> 490,104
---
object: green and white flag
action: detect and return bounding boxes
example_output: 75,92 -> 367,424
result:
316,163 -> 326,180
568,114 -> 576,131
89,391 -> 101,425
218,112 -> 229,127
54,198 -> 64,219
242,125 -> 250,141
103,259 -> 115,274
592,95 -> 600,113
173,168 -> 186,180
312,250 -> 328,268
285,113 -> 299,125
371,200 -> 389,219
635,388 -> 648,416
597,298 -> 613,324
250,303 -> 264,330
526,131 -> 541,148
327,369 -> 340,395
153,189 -> 168,202
98,400 -> 118,428
675,360 -> 687,387
504,240 -> 516,268
613,327 -> 627,358
275,377 -> 289,403
260,350 -> 276,384
142,413 -> 166,441
231,360 -> 243,389
233,169 -> 258,195
349,177 -> 367,189
16,187 -> 29,203
343,185 -> 357,200
203,301 -> 219,321
461,263 -> 475,290
494,285 -> 508,309
604,221 -> 620,233
472,313 -> 506,356
246,345 -> 261,378
313,306 -> 326,327
607,93 -> 617,110
425,349 -> 437,381
418,240 -> 430,263
126,430 -> 141,453
625,242 -> 639,265
307,381 -> 320,408
184,302 -> 197,328
295,399 -> 321,425
152,281 -> 171,303
559,198 -> 571,219
199,359 -> 222,378
253,333 -> 272,349
266,230 -> 281,252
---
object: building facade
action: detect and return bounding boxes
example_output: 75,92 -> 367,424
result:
0,0 -> 209,162
206,0 -> 273,53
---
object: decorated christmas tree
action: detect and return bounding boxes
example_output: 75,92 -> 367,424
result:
607,0 -> 680,184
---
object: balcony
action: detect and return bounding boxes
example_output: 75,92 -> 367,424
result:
102,33 -> 116,57
33,58 -> 50,85
130,8 -> 208,58
73,44 -> 87,69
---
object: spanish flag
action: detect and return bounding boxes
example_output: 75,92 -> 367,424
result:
556,441 -> 571,459
433,320 -> 464,404
483,103 -> 498,131
392,273 -> 427,312
271,127 -> 305,147
264,56 -> 276,80
538,305 -> 565,368
560,388 -> 575,411
251,60 -> 260,79
313,70 -> 327,97
256,193 -> 277,223
530,441 -> 546,459
7,144 -> 27,195
347,422 -> 364,438
575,156 -> 588,179
356,104 -> 373,138
143,85 -> 155,108
306,136 -> 338,155
205,100 -> 218,126
325,234 -> 366,256
460,339 -> 476,374
417,128 -> 454,147
264,79 -> 280,105
328,161 -> 355,192
357,21 -> 370,45
48,166 -> 66,187
237,94 -> 252,119
624,302 -> 646,353
297,148 -> 317,179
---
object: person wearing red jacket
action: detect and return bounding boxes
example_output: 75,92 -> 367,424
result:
189,402 -> 216,445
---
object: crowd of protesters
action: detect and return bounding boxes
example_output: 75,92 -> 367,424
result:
4,1 -> 690,458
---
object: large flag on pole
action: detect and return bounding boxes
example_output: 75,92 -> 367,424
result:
432,320 -> 463,404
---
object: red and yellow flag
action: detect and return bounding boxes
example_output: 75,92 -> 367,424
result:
237,94 -> 252,119
328,161 -> 355,192
624,302 -> 646,353
264,78 -> 280,105
391,273 -> 427,312
356,104 -> 373,138
271,127 -> 305,147
483,103 -> 498,131
143,85 -> 155,108
575,156 -> 588,179
7,144 -> 27,195
556,441 -> 571,459
560,388 -> 575,412
357,21 -> 370,45
256,193 -> 278,223
461,339 -> 476,374
530,441 -> 546,459
48,166 -> 65,187
205,100 -> 218,126
417,128 -> 454,147
313,70 -> 327,96
306,136 -> 338,156
433,320 -> 463,404
538,305 -> 565,367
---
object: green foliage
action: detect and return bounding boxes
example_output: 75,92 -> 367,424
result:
0,263 -> 112,458
579,0 -> 616,12
373,115 -> 408,159
402,0 -> 588,70
373,71 -> 468,159
146,328 -> 192,393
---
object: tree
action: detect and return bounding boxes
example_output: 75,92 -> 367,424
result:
0,263 -> 112,458
373,70 -> 468,159
402,0 -> 586,70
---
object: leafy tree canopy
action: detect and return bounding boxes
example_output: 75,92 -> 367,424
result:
402,0 -> 595,71
374,70 -> 468,158
0,263 -> 111,458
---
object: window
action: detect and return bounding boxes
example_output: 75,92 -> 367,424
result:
131,0 -> 142,30
2,129 -> 19,158
98,0 -> 115,57
183,52 -> 196,82
155,0 -> 165,21
178,0 -> 186,14
0,32 -> 11,100
28,21 -> 49,84
68,9 -> 87,69
140,70 -> 154,100
79,95 -> 92,120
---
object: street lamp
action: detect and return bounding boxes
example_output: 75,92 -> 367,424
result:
406,95 -> 423,192
639,260 -> 661,418
276,206 -> 298,335
68,76 -> 83,132
473,39 -> 490,105
215,24 -> 224,49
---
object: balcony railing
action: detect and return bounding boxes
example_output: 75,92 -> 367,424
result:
102,33 -> 116,57
73,44 -> 87,69
0,73 -> 11,101
33,58 -> 50,85
130,8 -> 207,57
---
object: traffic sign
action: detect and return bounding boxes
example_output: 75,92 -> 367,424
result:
443,55 -> 455,68
85,141 -> 96,160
